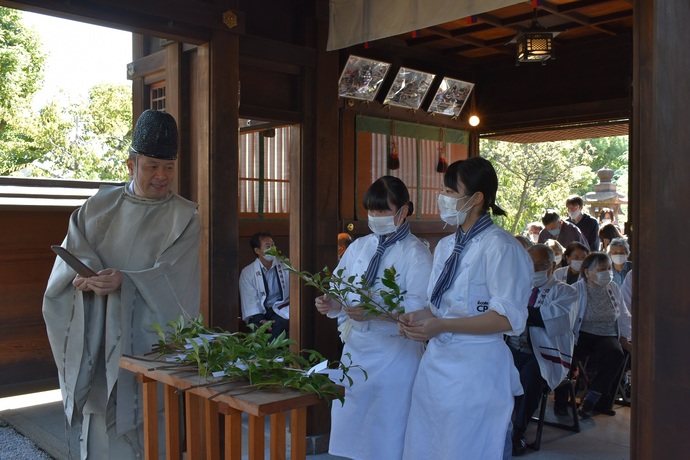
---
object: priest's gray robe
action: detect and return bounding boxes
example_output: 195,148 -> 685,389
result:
43,184 -> 200,448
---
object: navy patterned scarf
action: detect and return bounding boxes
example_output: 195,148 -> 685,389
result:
363,220 -> 410,287
430,213 -> 493,308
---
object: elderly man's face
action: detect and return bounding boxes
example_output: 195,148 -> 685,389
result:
127,155 -> 176,200
530,249 -> 554,276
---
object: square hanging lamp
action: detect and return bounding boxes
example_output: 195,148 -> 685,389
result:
511,8 -> 560,65
516,31 -> 553,63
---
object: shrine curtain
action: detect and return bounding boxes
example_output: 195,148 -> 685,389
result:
327,0 -> 521,51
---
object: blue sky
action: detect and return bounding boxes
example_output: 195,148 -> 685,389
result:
21,11 -> 132,109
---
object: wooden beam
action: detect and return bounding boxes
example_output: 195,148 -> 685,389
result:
208,28 -> 239,331
189,43 -> 211,323
127,50 -> 165,80
0,0 -> 213,43
479,98 -> 630,134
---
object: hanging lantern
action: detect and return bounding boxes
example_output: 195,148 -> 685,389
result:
388,140 -> 400,170
436,128 -> 447,173
388,121 -> 400,170
510,5 -> 560,65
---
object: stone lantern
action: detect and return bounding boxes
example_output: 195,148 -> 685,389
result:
583,166 -> 628,225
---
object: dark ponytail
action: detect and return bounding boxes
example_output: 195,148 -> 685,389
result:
444,157 -> 506,216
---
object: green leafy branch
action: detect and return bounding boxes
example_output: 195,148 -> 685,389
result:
265,246 -> 407,323
151,316 -> 365,404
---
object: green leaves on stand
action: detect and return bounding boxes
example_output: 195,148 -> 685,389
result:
151,316 -> 364,404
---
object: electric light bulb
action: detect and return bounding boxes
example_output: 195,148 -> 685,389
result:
469,115 -> 480,127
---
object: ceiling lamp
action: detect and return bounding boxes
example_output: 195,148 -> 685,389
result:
513,7 -> 558,65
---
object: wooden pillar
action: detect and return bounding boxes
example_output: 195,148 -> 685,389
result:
632,1 -> 690,458
297,5 -> 342,447
207,27 -> 240,331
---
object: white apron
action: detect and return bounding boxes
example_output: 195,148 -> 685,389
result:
403,225 -> 532,460
328,232 -> 432,460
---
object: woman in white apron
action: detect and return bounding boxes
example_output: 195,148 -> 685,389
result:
315,176 -> 432,460
400,158 -> 533,460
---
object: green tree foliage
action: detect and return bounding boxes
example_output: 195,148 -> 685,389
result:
0,7 -> 46,174
0,8 -> 44,124
1,9 -> 132,180
7,84 -> 132,180
481,139 -> 596,235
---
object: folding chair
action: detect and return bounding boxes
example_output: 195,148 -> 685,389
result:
614,352 -> 631,406
528,378 -> 581,451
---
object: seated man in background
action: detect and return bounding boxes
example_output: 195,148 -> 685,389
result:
507,244 -> 578,456
239,232 -> 290,339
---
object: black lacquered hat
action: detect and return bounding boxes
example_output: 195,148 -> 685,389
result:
130,109 -> 179,160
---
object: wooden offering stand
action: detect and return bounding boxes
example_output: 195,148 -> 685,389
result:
120,355 -> 339,460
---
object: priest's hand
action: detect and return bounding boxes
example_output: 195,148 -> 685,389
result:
73,274 -> 91,291
84,268 -> 123,296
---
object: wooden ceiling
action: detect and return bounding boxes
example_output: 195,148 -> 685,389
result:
349,1 -> 633,142
395,0 -> 633,65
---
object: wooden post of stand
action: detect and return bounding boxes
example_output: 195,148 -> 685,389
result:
163,384 -> 180,459
290,407 -> 307,460
248,415 -> 265,459
219,402 -> 242,459
185,393 -> 203,459
137,374 -> 158,460
270,412 -> 287,459
204,399 -> 220,460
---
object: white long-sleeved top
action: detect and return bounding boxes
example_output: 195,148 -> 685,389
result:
326,231 -> 432,460
403,223 -> 533,460
239,257 -> 291,321
622,270 -> 633,313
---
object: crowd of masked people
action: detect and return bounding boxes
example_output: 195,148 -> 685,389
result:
510,197 -> 632,456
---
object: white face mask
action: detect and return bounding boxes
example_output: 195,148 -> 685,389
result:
570,260 -> 583,272
263,253 -> 276,262
610,254 -> 627,265
532,269 -> 550,287
549,227 -> 561,237
568,210 -> 581,220
592,270 -> 613,286
601,219 -> 612,225
529,233 -> 539,243
368,209 -> 401,236
438,193 -> 473,226
554,255 -> 562,265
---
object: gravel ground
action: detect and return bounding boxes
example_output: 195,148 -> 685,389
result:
0,420 -> 53,460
